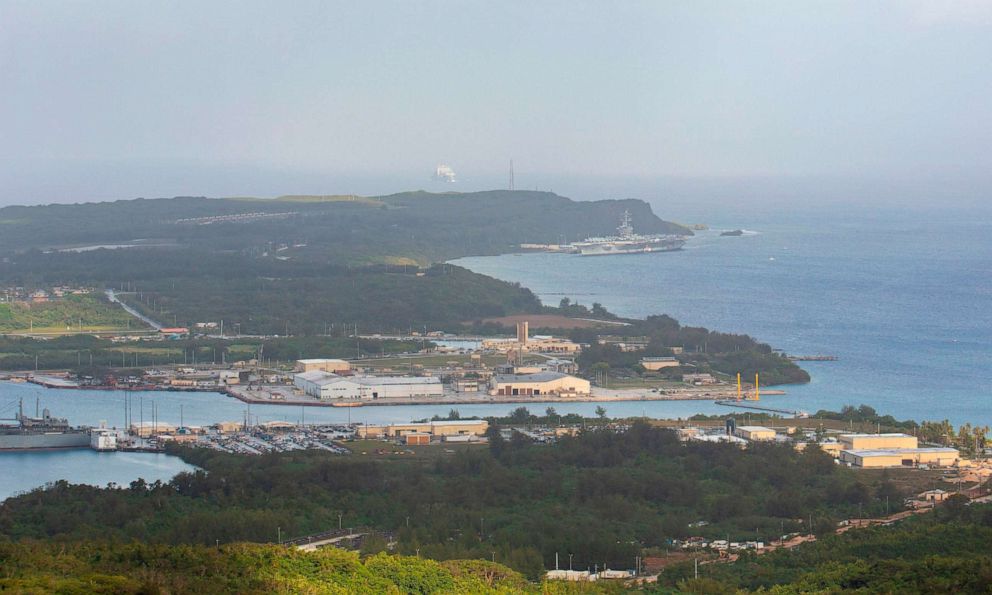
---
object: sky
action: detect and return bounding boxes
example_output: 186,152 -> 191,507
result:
1,1 -> 991,205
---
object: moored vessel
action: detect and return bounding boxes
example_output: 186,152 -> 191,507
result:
572,210 -> 686,256
0,400 -> 91,450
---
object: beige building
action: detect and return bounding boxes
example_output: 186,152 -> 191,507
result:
295,358 -> 351,373
356,419 -> 489,439
640,356 -> 680,371
489,372 -> 591,397
482,336 -> 582,355
839,447 -> 960,468
734,426 -> 776,441
839,433 -> 918,451
214,421 -> 243,433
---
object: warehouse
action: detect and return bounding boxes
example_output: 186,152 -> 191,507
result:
295,358 -> 351,373
839,447 -> 960,468
734,426 -> 777,441
294,371 -> 442,400
489,371 -> 591,397
839,433 -> 918,450
640,356 -> 680,371
356,419 -> 489,439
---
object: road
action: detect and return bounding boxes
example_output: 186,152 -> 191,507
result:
105,289 -> 163,330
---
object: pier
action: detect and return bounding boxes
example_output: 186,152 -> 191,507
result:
715,400 -> 806,417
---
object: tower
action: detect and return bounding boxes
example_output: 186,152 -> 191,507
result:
516,321 -> 528,344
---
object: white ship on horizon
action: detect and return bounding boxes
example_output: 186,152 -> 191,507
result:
571,210 -> 686,256
433,163 -> 457,183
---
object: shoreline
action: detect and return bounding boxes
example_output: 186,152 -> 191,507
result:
16,376 -> 788,408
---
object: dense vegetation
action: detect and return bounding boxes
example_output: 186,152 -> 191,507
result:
571,314 -> 809,385
0,334 -> 422,372
0,542 -> 558,594
0,424 -> 892,580
118,264 -> 543,335
656,501 -> 992,593
0,191 -> 689,265
0,191 -> 806,385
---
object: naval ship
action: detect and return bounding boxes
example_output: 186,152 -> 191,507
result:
0,400 -> 91,450
571,210 -> 686,256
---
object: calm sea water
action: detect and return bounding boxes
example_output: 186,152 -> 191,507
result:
456,199 -> 992,427
0,449 -> 195,501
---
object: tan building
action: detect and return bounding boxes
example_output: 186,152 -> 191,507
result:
839,433 -> 918,451
129,421 -> 177,438
482,336 -> 582,355
640,356 -> 680,371
356,420 -> 489,439
734,426 -> 776,441
429,420 -> 489,437
489,372 -> 591,397
295,358 -> 351,373
839,447 -> 960,468
404,433 -> 431,445
215,421 -> 243,433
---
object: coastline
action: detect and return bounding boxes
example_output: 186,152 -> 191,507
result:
16,376 -> 785,408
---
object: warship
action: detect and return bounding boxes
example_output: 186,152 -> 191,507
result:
0,399 -> 91,450
572,210 -> 686,256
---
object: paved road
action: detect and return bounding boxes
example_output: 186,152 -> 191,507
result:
105,289 -> 163,330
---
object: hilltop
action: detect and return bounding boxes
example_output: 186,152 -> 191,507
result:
0,190 -> 690,265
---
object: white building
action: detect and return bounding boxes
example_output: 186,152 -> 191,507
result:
294,371 -> 442,400
90,429 -> 118,451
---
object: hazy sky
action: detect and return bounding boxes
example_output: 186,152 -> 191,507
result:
2,1 -> 991,204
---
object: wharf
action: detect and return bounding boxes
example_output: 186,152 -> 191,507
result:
225,385 -> 788,408
715,399 -> 805,417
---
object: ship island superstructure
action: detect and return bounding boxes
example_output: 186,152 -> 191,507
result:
570,210 -> 686,256
0,400 -> 92,450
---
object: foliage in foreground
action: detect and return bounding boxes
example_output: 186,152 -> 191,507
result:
0,541 -> 593,594
0,424 -> 885,579
655,502 -> 992,593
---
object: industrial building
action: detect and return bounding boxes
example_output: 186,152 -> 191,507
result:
734,426 -> 777,441
294,371 -> 442,400
839,433 -> 918,450
489,371 -> 591,397
640,356 -> 680,371
356,419 -> 489,440
481,322 -> 582,354
839,447 -> 960,468
295,358 -> 351,373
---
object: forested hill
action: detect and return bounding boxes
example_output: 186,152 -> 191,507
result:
0,190 -> 691,334
0,190 -> 690,265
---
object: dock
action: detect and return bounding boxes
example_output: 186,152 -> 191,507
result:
715,399 -> 806,417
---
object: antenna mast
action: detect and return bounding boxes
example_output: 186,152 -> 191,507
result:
509,159 -> 515,191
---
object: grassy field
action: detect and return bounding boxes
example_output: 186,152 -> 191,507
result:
0,295 -> 141,334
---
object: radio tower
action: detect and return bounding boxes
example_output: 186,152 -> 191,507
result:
509,159 -> 515,191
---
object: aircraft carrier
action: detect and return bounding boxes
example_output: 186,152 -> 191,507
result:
572,210 -> 686,256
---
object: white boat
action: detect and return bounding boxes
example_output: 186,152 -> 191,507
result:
433,164 -> 456,183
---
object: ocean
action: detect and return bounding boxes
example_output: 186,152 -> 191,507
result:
455,197 -> 992,427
